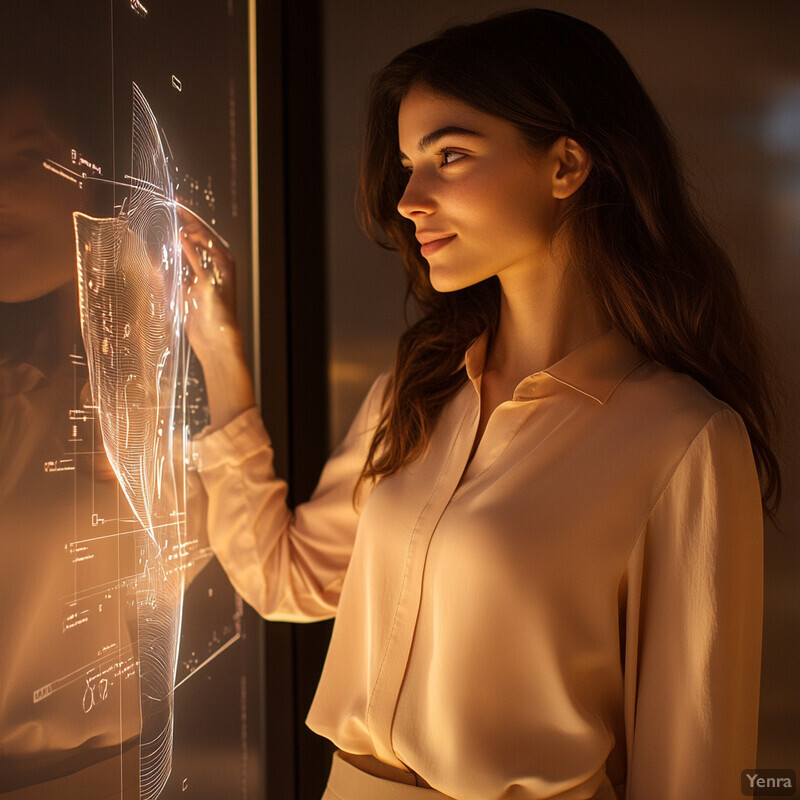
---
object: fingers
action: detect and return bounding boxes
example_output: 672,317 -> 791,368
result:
180,223 -> 233,286
178,207 -> 234,293
180,230 -> 202,274
176,205 -> 239,350
176,203 -> 231,254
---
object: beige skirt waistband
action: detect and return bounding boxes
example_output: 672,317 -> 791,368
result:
321,751 -> 453,800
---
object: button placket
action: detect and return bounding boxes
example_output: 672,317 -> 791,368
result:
364,391 -> 479,763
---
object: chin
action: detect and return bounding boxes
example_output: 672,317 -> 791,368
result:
429,275 -> 482,294
430,280 -> 462,294
428,267 -> 467,294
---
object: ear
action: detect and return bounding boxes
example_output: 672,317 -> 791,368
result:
551,136 -> 591,199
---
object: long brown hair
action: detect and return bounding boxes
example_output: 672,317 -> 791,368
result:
356,9 -> 781,513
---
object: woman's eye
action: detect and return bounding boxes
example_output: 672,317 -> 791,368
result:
440,149 -> 465,166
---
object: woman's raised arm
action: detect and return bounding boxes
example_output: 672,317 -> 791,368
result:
179,208 -> 256,430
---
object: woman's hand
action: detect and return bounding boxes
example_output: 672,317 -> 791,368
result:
179,207 -> 255,429
180,208 -> 239,358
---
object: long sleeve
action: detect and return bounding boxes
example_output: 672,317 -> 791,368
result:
192,374 -> 387,622
622,408 -> 763,800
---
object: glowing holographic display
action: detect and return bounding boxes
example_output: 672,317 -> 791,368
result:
74,83 -> 184,800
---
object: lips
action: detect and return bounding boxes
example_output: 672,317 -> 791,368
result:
416,231 -> 456,258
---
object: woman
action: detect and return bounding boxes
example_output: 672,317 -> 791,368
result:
181,9 -> 779,799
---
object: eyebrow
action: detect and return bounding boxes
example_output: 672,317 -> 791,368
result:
399,126 -> 485,160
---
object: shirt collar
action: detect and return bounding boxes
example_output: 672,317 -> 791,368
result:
464,328 -> 647,405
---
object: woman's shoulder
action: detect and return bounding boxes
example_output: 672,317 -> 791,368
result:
356,370 -> 392,425
608,360 -> 759,532
612,358 -> 750,457
332,370 -> 392,451
626,359 -> 729,412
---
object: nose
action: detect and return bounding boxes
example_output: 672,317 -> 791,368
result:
396,172 -> 435,219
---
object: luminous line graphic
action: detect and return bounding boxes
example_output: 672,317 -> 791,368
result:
45,160 -> 230,249
171,633 -> 240,694
74,83 -> 185,800
33,645 -> 137,704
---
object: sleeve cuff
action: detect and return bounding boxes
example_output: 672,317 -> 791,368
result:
191,405 -> 272,471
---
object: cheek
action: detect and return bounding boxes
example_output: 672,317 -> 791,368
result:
444,176 -> 515,241
467,177 -> 554,248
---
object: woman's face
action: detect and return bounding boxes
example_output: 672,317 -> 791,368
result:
397,84 -> 560,293
0,91 -> 80,303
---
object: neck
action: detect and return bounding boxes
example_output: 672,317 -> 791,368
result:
486,256 -> 609,384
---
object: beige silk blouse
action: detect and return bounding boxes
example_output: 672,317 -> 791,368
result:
194,328 -> 763,800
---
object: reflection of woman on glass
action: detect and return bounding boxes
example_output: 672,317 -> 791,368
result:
0,86 -> 140,790
182,10 -> 779,799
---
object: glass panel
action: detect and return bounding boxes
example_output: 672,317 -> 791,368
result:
0,2 -> 263,798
